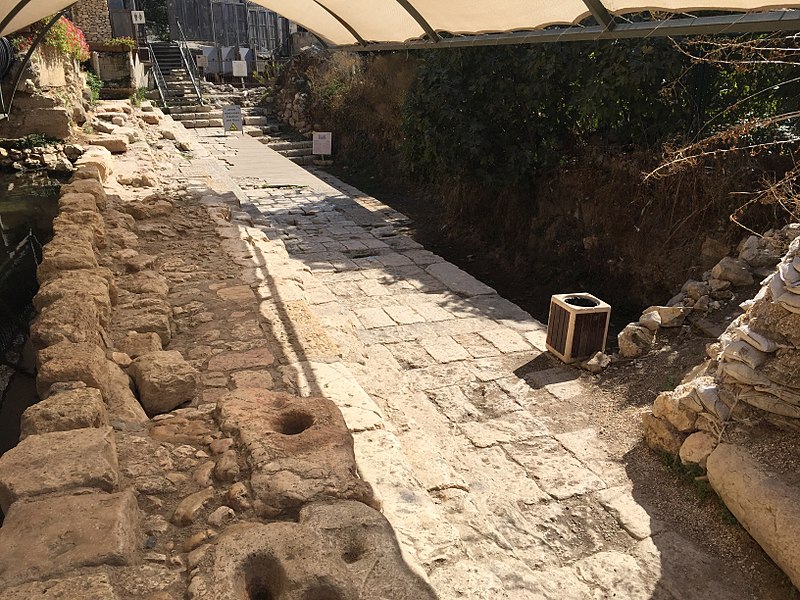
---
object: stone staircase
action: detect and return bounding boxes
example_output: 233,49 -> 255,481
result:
260,138 -> 315,165
150,42 -> 201,107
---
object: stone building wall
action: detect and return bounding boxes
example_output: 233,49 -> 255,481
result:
72,0 -> 113,44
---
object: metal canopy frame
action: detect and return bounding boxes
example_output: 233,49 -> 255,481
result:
320,8 -> 800,52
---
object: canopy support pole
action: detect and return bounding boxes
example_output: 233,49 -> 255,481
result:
582,0 -> 615,30
394,0 -> 440,42
0,0 -> 33,37
311,0 -> 367,46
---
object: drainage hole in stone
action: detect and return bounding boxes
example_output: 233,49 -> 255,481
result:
243,554 -> 285,600
302,586 -> 344,600
342,539 -> 367,564
277,411 -> 315,435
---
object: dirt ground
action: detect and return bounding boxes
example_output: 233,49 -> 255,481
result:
325,165 -> 799,599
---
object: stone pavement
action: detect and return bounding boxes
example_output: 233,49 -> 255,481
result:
186,130 -> 759,599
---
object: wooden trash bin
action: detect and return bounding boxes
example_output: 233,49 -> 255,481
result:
546,293 -> 611,363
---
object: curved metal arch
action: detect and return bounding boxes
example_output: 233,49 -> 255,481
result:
311,0 -> 367,46
0,0 -> 34,36
393,0 -> 440,42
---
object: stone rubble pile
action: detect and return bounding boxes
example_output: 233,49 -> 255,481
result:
639,223 -> 800,589
276,88 -> 313,135
619,225 -> 797,359
0,139 -> 85,174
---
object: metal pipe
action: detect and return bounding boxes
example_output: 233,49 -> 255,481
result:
0,0 -> 34,37
338,10 -> 800,52
4,9 -> 71,118
311,0 -> 367,46
582,0 -> 615,30
393,0 -> 440,42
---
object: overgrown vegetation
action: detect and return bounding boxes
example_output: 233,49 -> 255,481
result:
286,31 -> 799,316
85,71 -> 103,105
101,37 -> 137,51
130,87 -> 149,107
11,16 -> 90,62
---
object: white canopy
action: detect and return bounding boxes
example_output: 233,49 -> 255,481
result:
245,1 -> 800,46
0,1 -> 76,36
0,0 -> 799,43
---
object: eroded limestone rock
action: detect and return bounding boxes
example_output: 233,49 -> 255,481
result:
30,293 -> 103,350
215,388 -> 377,517
0,426 -> 119,512
708,444 -> 800,588
0,490 -> 139,587
21,387 -> 108,438
188,500 -> 437,600
129,351 -> 199,416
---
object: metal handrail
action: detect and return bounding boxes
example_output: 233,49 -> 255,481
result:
147,42 -> 169,108
175,19 -> 203,103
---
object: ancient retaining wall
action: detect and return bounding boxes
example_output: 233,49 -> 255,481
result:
0,46 -> 89,140
72,0 -> 113,44
0,100 -> 434,599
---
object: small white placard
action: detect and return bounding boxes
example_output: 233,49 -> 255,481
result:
232,60 -> 248,78
222,105 -> 243,133
131,10 -> 146,24
195,55 -> 209,68
313,132 -> 332,156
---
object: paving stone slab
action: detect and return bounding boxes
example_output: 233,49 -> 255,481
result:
0,426 -> 119,512
0,490 -> 140,586
504,437 -> 607,500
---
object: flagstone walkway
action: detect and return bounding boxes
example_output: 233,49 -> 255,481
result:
185,130 -> 761,600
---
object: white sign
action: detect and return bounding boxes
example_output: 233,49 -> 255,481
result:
232,60 -> 248,78
195,55 -> 209,68
131,10 -> 146,24
222,105 -> 243,133
313,132 -> 332,156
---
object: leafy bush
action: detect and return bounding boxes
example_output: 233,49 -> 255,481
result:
11,17 -> 90,62
130,87 -> 149,106
101,37 -> 137,50
85,71 -> 102,105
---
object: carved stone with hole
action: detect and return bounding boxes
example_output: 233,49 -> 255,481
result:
215,388 -> 378,517
187,500 -> 436,600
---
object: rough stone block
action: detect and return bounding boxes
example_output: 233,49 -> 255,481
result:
4,573 -> 119,600
37,236 -> 98,283
34,269 -> 114,328
58,191 -> 97,213
21,387 -> 108,438
642,412 -> 686,456
129,350 -> 199,416
112,296 -> 173,345
36,341 -> 148,427
30,293 -> 102,350
53,209 -> 106,248
62,177 -> 107,209
0,490 -> 140,587
206,346 -> 275,372
0,426 -> 119,512
76,145 -> 113,181
90,136 -> 128,153
117,331 -> 162,358
187,500 -> 436,600
119,270 -> 169,296
216,388 -> 377,517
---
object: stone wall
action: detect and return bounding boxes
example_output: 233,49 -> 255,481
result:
0,46 -> 88,140
72,0 -> 113,44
